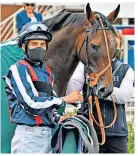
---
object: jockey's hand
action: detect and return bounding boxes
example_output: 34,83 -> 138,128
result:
59,114 -> 72,123
61,91 -> 83,103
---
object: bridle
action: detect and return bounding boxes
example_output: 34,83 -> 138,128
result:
77,14 -> 117,145
78,14 -> 113,87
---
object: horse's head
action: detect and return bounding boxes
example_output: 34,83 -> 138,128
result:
77,3 -> 120,98
43,5 -> 120,97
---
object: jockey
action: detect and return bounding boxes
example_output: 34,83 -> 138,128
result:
5,22 -> 83,153
66,30 -> 134,153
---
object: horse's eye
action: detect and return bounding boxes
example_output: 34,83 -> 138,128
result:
91,44 -> 99,51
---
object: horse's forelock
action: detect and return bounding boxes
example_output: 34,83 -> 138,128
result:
94,11 -> 117,35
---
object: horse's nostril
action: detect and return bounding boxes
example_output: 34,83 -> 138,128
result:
98,87 -> 113,98
98,87 -> 108,98
99,87 -> 106,93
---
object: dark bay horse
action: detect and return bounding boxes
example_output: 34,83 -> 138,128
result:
43,3 -> 120,98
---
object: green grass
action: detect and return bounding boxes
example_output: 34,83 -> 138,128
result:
127,122 -> 135,153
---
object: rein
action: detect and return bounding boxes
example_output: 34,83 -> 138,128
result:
78,14 -> 117,145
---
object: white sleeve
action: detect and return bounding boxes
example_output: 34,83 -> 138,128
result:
106,67 -> 134,104
66,62 -> 85,95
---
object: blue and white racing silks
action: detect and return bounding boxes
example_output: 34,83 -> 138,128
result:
5,59 -> 64,127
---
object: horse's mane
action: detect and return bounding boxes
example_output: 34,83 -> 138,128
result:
43,11 -> 116,36
43,11 -> 86,32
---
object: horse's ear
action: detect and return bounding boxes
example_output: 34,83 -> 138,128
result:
86,3 -> 96,25
107,4 -> 120,23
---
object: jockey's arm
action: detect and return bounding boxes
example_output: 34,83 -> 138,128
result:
5,64 -> 64,116
6,64 -> 83,119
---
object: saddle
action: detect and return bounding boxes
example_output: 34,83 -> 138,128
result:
51,115 -> 99,153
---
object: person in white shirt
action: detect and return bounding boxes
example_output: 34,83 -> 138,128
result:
66,30 -> 134,153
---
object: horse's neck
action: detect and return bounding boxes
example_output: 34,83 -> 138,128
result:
45,31 -> 79,96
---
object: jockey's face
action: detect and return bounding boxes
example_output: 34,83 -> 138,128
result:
28,40 -> 47,49
22,40 -> 47,51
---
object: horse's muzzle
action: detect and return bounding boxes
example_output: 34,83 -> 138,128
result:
98,86 -> 113,98
91,85 -> 113,98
